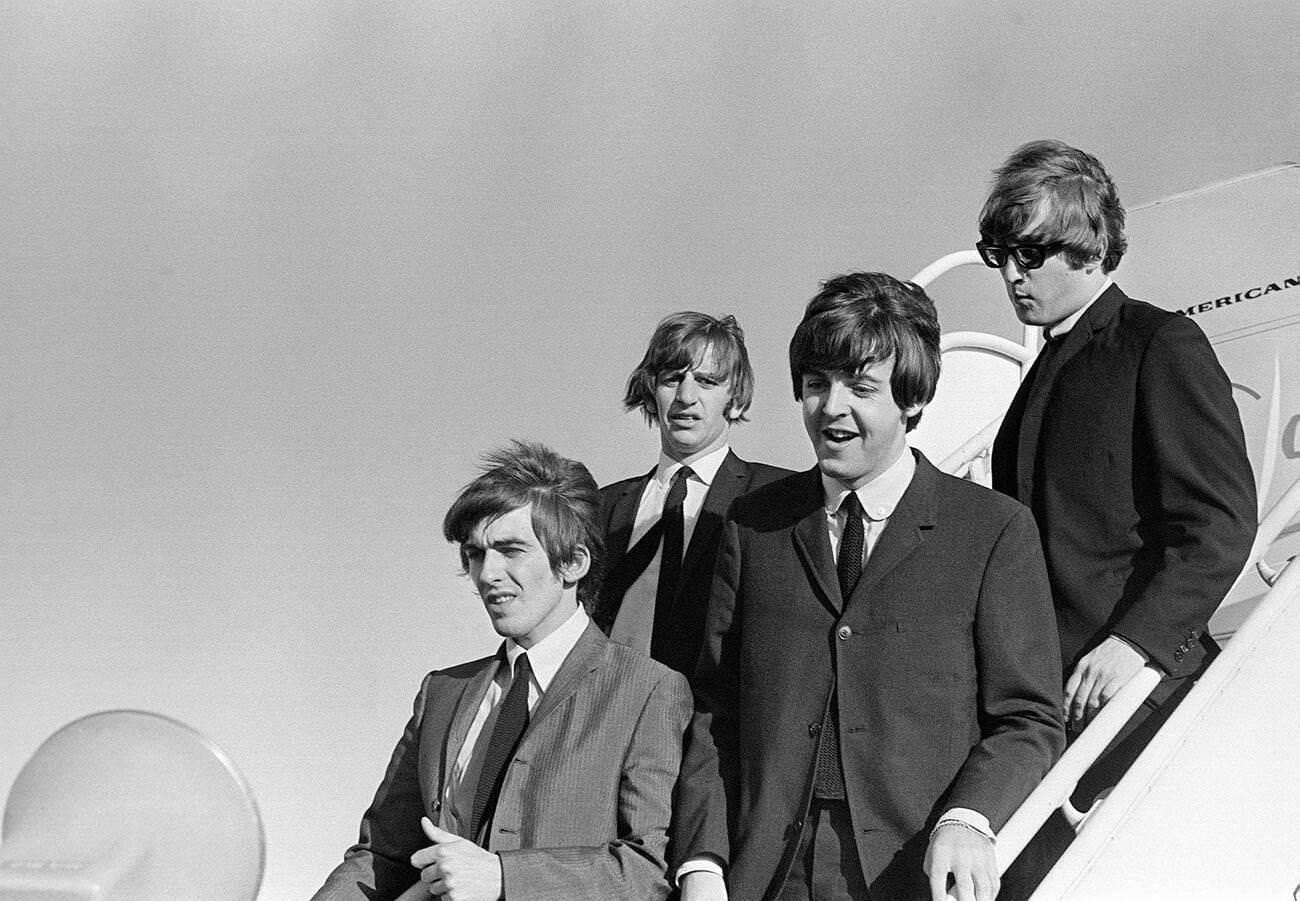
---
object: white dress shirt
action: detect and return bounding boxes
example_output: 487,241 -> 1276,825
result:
608,444 -> 732,652
446,604 -> 590,836
821,445 -> 915,567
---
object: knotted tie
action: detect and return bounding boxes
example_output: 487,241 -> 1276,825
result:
837,491 -> 865,600
652,466 -> 693,630
470,652 -> 532,842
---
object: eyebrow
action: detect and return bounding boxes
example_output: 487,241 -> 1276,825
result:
461,535 -> 530,553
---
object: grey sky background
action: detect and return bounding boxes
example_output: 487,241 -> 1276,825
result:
2,2 -> 1297,898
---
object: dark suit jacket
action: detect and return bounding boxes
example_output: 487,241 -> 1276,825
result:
311,622 -> 693,901
672,453 -> 1065,900
595,450 -> 790,675
992,284 -> 1257,678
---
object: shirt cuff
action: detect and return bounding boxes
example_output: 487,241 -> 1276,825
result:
1109,632 -> 1154,664
933,807 -> 995,840
675,855 -> 726,887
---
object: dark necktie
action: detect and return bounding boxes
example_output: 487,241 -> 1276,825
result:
469,652 -> 532,842
837,491 -> 865,602
1024,332 -> 1066,409
814,492 -> 865,799
653,466 -> 693,623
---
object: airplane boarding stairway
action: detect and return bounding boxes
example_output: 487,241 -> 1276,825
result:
910,162 -> 1300,899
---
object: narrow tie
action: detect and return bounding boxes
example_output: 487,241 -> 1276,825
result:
653,466 -> 693,623
469,652 -> 532,843
815,491 -> 865,800
837,491 -> 865,602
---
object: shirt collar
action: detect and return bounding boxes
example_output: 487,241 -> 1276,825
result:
1046,276 -> 1112,340
505,604 -> 588,692
821,447 -> 916,521
654,443 -> 730,487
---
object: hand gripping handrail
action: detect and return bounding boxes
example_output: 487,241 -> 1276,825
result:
993,666 -> 1162,872
1031,525 -> 1300,898
990,474 -> 1299,879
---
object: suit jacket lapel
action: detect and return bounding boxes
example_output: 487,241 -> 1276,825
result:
605,470 -> 651,564
440,655 -> 502,803
850,451 -> 937,605
789,468 -> 842,615
596,469 -> 654,628
525,621 -> 604,732
1015,285 -> 1125,504
677,450 -> 748,595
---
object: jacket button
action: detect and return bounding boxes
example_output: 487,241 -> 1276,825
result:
837,625 -> 852,641
808,723 -> 822,737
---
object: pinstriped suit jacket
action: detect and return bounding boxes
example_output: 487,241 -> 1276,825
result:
312,622 -> 692,901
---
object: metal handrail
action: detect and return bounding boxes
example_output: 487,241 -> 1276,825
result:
992,475 -> 1299,876
1031,529 -> 1300,897
937,417 -> 1002,481
913,249 -> 1299,887
994,666 -> 1162,871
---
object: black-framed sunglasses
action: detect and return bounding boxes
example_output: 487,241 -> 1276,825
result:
975,240 -> 1063,271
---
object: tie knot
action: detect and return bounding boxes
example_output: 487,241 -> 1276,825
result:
839,491 -> 863,518
512,653 -> 532,682
664,466 -> 692,507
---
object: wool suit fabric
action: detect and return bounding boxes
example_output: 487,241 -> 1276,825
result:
672,453 -> 1065,900
311,622 -> 692,901
992,284 -> 1257,691
990,284 -> 1258,899
595,450 -> 790,676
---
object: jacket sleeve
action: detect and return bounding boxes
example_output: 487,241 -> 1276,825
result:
944,505 -> 1066,830
497,669 -> 693,901
310,676 -> 434,901
669,516 -> 743,869
1112,315 -> 1258,673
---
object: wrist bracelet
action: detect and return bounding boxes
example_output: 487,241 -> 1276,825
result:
929,818 -> 995,842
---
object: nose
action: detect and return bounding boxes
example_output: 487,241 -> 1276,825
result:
675,373 -> 699,403
1000,256 -> 1025,283
475,550 -> 505,586
822,380 -> 850,416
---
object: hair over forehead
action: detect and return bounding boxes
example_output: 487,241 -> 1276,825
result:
623,311 -> 756,425
788,272 -> 940,432
442,440 -> 604,609
979,138 -> 1127,273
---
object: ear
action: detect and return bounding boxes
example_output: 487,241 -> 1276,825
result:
558,545 -> 591,585
902,402 -> 925,422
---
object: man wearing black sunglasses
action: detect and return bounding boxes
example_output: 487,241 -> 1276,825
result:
979,140 -> 1257,893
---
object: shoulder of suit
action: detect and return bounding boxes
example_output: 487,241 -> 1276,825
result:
424,653 -> 496,685
1103,296 -> 1218,368
739,460 -> 796,486
599,639 -> 691,692
1111,289 -> 1195,333
727,468 -> 817,522
916,454 -> 1031,526
599,473 -> 647,498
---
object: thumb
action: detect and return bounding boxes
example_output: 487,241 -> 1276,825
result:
421,816 -> 459,844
